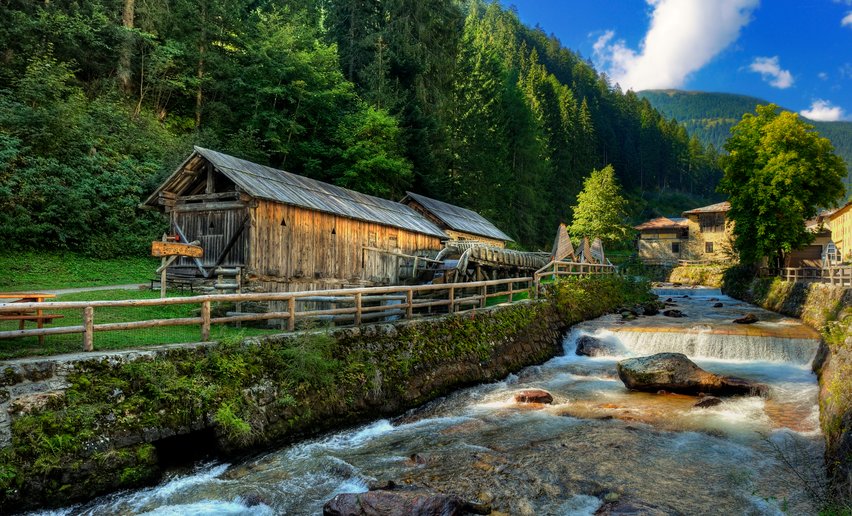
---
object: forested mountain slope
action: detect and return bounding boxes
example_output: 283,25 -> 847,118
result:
0,0 -> 721,254
638,90 -> 852,189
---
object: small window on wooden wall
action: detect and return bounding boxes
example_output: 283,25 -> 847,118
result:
331,227 -> 336,235
280,218 -> 287,227
671,242 -> 680,254
368,231 -> 377,246
389,235 -> 398,248
705,242 -> 714,253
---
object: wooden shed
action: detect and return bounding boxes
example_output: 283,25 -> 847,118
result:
143,147 -> 447,291
400,192 -> 513,248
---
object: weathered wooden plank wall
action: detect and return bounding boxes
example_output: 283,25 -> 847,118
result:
250,201 -> 442,292
173,207 -> 248,269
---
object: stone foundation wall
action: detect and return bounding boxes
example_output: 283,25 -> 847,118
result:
668,264 -> 725,287
723,277 -> 852,506
0,276 -> 652,512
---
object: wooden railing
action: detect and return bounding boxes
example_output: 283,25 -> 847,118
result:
760,266 -> 852,286
0,278 -> 534,351
533,260 -> 617,285
640,259 -> 721,267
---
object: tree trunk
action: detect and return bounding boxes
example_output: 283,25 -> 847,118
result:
118,0 -> 136,94
195,1 -> 207,129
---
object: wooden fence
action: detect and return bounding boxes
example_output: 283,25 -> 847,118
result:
534,260 -> 617,283
0,261 -> 620,352
0,278 -> 534,351
759,266 -> 852,286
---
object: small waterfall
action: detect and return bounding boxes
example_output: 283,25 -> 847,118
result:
652,287 -> 723,298
606,329 -> 819,364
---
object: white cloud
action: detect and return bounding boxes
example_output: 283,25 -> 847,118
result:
842,11 -> 852,27
749,56 -> 794,89
818,72 -> 829,80
801,99 -> 845,121
592,0 -> 759,91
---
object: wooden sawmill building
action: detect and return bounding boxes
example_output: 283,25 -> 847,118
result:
143,147 -> 448,292
401,191 -> 513,248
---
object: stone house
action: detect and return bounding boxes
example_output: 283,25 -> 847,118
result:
634,217 -> 689,264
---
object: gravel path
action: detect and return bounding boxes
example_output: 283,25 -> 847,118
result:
6,284 -> 148,296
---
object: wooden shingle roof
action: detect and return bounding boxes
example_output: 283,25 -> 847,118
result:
144,147 -> 447,239
401,191 -> 513,242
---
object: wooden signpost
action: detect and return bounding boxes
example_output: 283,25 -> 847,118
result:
152,235 -> 203,298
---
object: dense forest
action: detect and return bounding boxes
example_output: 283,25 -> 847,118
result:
0,0 -> 722,256
638,90 -> 852,193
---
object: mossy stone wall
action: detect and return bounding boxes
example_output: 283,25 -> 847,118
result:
668,264 -> 725,287
723,276 -> 852,504
0,276 -> 652,512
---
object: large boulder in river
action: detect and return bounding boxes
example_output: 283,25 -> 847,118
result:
323,488 -> 489,516
575,335 -> 621,357
616,353 -> 767,397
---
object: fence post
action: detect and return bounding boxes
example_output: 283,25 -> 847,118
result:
448,286 -> 455,314
480,284 -> 487,308
354,292 -> 362,326
406,288 -> 413,319
288,297 -> 296,331
508,281 -> 514,303
201,301 -> 211,341
83,306 -> 94,352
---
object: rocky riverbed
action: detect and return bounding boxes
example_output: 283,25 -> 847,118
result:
42,288 -> 825,515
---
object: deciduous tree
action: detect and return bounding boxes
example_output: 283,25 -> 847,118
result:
719,104 -> 847,268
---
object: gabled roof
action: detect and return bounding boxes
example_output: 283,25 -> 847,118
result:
144,147 -> 447,239
827,201 -> 852,221
634,217 -> 688,231
401,191 -> 514,242
682,201 -> 731,215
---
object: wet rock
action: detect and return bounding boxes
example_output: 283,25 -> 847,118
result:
665,298 -> 673,303
620,311 -> 636,321
672,282 -> 682,287
323,488 -> 488,516
694,396 -> 723,408
241,494 -> 270,507
682,295 -> 690,299
514,389 -> 553,404
662,309 -> 686,318
733,313 -> 758,324
616,353 -> 767,397
713,303 -> 724,308
576,335 -> 620,357
641,302 -> 660,316
406,453 -> 429,466
595,496 -> 670,515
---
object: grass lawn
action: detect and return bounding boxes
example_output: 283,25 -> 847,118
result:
0,252 -> 159,292
0,289 -> 280,360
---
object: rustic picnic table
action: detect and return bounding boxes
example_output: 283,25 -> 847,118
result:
0,293 -> 61,345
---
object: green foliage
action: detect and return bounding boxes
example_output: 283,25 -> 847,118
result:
638,89 -> 852,192
569,165 -> 632,245
214,403 -> 252,443
333,106 -> 412,198
719,105 -> 847,267
277,330 -> 341,387
0,0 -> 723,255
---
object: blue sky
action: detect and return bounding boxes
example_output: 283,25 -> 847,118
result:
503,0 -> 852,121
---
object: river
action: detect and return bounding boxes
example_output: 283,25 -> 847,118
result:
38,287 -> 826,515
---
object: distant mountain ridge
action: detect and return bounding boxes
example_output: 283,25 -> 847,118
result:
637,89 -> 852,188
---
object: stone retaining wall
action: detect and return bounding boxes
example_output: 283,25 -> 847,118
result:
723,277 -> 852,506
0,276 -> 651,512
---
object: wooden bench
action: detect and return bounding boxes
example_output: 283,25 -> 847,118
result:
0,293 -> 59,345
